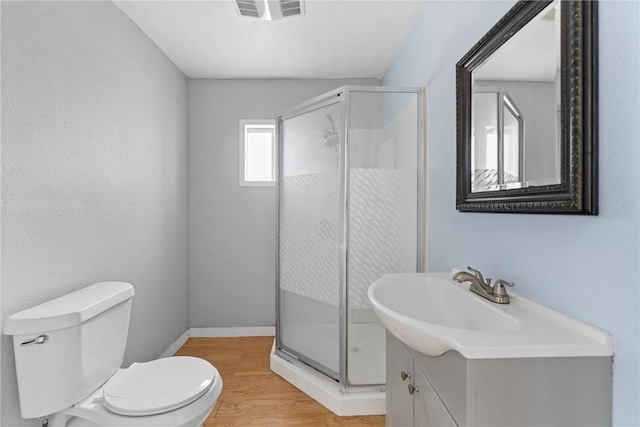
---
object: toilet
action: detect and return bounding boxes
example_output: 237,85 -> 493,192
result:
4,281 -> 222,427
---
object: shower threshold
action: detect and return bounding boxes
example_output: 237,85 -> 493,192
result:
269,339 -> 385,416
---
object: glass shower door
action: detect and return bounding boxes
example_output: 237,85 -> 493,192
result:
346,91 -> 419,387
277,98 -> 343,379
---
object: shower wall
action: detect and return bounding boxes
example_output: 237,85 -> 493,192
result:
347,92 -> 419,386
348,92 -> 418,311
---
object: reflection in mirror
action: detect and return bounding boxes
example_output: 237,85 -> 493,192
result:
471,0 -> 560,192
503,94 -> 523,184
471,89 -> 525,191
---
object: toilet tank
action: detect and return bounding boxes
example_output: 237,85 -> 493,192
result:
4,282 -> 135,419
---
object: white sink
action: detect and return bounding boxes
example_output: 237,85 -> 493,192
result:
368,272 -> 613,359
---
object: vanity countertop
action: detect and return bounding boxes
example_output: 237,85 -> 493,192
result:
368,272 -> 613,359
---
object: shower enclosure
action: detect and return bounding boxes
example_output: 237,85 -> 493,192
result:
275,86 -> 424,392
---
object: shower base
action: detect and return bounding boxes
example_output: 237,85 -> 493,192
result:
270,339 -> 385,416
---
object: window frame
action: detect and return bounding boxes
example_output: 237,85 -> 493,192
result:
238,119 -> 276,187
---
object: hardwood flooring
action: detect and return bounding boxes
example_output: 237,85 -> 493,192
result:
176,336 -> 385,427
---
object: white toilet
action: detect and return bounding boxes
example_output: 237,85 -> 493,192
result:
4,281 -> 223,427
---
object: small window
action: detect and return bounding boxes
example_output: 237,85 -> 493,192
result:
239,120 -> 276,187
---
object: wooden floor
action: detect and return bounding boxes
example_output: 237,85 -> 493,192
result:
176,336 -> 385,427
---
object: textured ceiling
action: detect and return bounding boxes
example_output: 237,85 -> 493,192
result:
114,0 -> 426,79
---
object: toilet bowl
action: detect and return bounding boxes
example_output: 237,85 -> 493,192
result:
4,282 -> 222,427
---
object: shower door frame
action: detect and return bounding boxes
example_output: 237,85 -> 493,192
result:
275,85 -> 425,390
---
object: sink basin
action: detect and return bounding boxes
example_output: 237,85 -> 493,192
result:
368,272 -> 613,359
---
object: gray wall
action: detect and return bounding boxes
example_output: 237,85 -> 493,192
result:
384,1 -> 639,425
1,2 -> 189,426
188,78 -> 379,327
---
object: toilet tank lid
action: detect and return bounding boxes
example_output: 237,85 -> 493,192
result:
4,282 -> 134,335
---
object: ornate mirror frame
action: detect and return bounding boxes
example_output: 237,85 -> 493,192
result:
456,0 -> 598,214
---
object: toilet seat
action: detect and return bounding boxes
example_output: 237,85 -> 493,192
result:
103,356 -> 216,416
50,357 -> 223,427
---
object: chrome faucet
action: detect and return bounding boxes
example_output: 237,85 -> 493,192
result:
452,266 -> 514,304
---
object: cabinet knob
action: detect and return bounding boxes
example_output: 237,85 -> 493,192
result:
401,370 -> 411,381
408,384 -> 419,395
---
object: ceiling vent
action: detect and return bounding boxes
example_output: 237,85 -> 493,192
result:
235,0 -> 304,21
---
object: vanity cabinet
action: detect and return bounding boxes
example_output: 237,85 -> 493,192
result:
386,332 -> 456,427
412,363 -> 456,427
386,332 -> 612,427
386,330 -> 414,427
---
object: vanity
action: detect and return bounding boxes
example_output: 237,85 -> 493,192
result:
369,273 -> 613,427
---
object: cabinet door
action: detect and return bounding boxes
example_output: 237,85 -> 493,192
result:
386,333 -> 414,427
413,362 -> 457,427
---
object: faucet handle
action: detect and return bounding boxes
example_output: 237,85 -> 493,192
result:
492,279 -> 514,296
494,279 -> 514,287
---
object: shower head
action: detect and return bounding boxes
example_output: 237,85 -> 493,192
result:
323,115 -> 339,147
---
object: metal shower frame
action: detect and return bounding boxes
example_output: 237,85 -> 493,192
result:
274,85 -> 425,390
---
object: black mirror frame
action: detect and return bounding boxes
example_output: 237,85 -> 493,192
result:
456,0 -> 598,214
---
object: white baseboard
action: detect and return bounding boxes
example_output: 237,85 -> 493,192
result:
161,326 -> 276,357
190,326 -> 275,337
160,330 -> 191,358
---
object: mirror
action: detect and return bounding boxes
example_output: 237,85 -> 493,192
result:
456,0 -> 598,214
